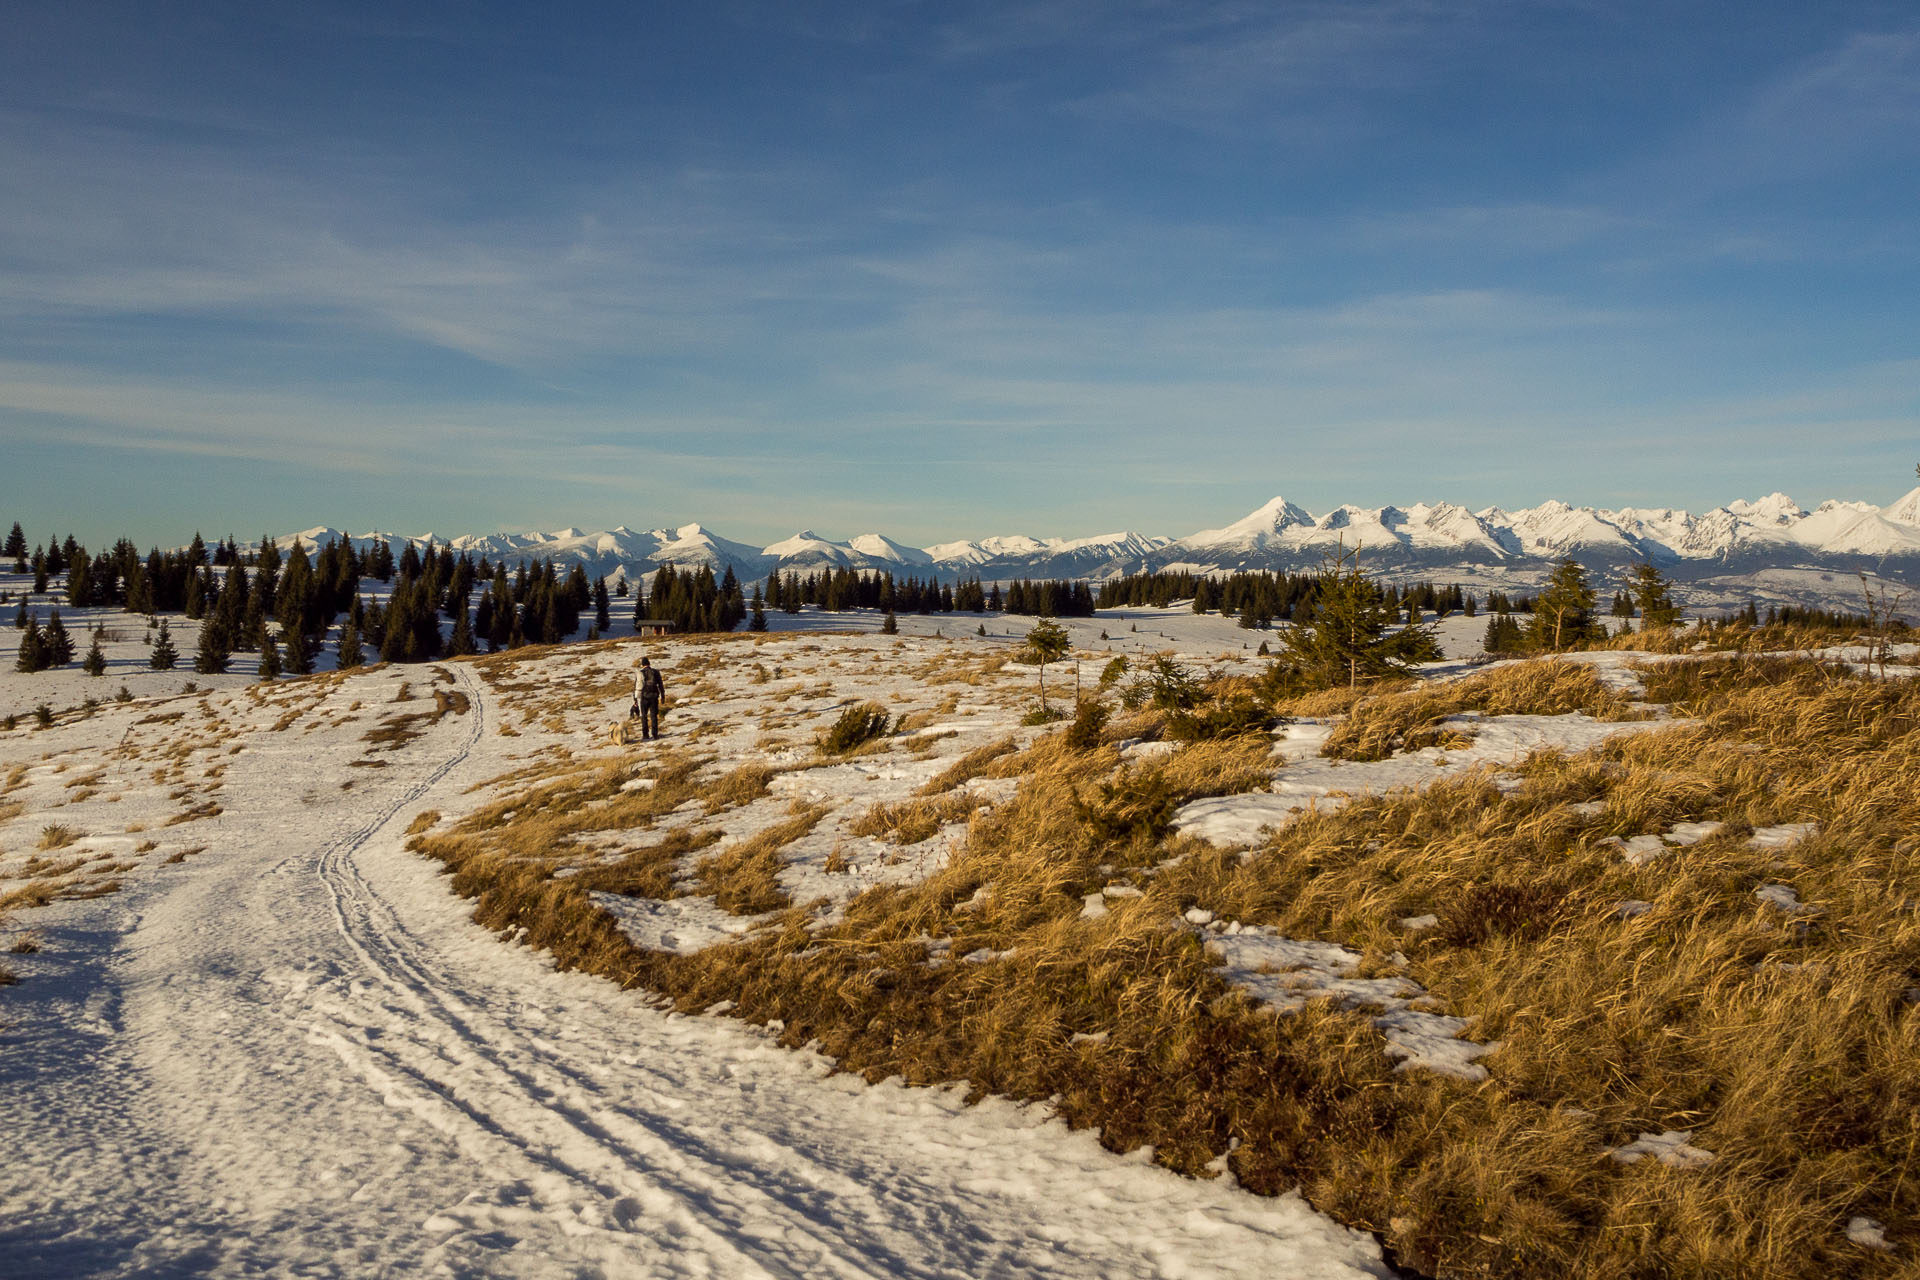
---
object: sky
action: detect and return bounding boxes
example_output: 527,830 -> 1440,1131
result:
2,0 -> 1918,550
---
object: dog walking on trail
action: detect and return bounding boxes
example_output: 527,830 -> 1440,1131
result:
632,657 -> 666,741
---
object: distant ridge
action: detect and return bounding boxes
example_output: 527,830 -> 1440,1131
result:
272,485 -> 1920,611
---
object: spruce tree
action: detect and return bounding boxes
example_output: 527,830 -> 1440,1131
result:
1276,544 -> 1440,688
1527,556 -> 1600,651
748,587 -> 768,633
14,616 -> 46,672
149,619 -> 179,670
193,616 -> 231,675
12,600 -> 24,629
336,619 -> 364,670
446,606 -> 475,657
1023,619 -> 1071,714
593,576 -> 611,633
5,521 -> 25,571
82,633 -> 106,676
1482,612 -> 1524,655
881,608 -> 898,635
66,552 -> 92,608
277,539 -> 316,640
241,573 -> 268,652
1627,561 -> 1682,629
257,635 -> 281,682
44,609 -> 74,665
282,626 -> 314,675
214,562 -> 247,652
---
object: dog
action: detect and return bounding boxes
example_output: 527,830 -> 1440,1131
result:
607,716 -> 644,747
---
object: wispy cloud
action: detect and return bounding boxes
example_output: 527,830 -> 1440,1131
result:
1644,28 -> 1920,197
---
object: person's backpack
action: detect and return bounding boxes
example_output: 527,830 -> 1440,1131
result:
641,668 -> 664,699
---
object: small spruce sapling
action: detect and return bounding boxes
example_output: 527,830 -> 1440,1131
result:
1277,543 -> 1439,688
336,619 -> 364,670
44,609 -> 74,665
14,617 -> 46,672
1528,556 -> 1600,651
1022,618 -> 1071,714
149,619 -> 178,670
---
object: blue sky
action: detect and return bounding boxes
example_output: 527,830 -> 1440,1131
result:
3,1 -> 1917,549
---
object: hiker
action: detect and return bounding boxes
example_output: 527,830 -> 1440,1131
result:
632,656 -> 665,740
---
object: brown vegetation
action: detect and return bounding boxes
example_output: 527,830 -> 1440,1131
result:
409,646 -> 1920,1279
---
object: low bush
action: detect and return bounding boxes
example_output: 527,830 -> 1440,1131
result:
1064,699 -> 1110,751
1167,694 -> 1276,743
820,703 -> 892,754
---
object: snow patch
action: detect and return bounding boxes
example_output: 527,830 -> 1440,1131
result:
1609,1130 -> 1716,1170
1206,924 -> 1498,1080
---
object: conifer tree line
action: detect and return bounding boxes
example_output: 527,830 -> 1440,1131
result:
633,564 -> 746,634
1478,557 -> 1697,655
1099,570 -> 1476,628
1001,579 -> 1096,617
3,525 -> 579,673
759,568 -> 991,615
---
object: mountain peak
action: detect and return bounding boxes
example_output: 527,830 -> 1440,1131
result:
1885,485 -> 1920,527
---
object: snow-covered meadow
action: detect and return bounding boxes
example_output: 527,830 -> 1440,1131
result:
6,572 -> 1918,1278
0,614 -> 1408,1277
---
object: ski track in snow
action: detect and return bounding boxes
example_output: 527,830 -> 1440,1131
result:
2,665 -> 1387,1279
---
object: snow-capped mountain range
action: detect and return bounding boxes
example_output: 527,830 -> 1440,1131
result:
278,487 -> 1920,606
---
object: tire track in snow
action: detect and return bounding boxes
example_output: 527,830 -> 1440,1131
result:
303,666 -> 939,1278
6,660 -> 1385,1278
298,666 -> 1387,1279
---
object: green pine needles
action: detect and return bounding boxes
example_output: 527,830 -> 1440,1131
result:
1274,544 -> 1440,689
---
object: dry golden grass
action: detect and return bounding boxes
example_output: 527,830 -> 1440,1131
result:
691,808 -> 825,916
362,686 -> 471,752
1317,659 -> 1640,762
37,824 -> 79,851
1598,620 -> 1885,656
847,791 -> 987,846
405,644 -> 1920,1279
574,826 -> 719,901
698,762 -> 775,814
917,738 -> 1019,794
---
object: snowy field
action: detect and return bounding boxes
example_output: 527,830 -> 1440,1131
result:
0,625 -> 1402,1278
10,569 -> 1911,1277
0,583 -> 1440,1279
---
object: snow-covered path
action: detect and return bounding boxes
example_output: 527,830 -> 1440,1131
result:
2,666 -> 1387,1279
